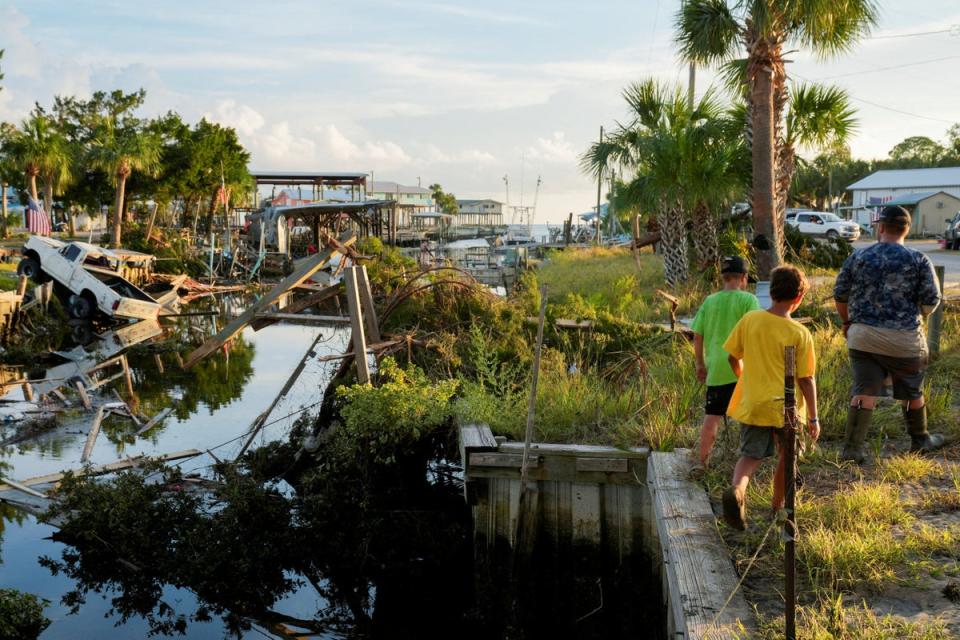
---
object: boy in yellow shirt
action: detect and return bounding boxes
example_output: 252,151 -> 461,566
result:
721,265 -> 821,530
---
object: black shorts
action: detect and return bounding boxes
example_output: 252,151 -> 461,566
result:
705,382 -> 737,416
849,348 -> 926,401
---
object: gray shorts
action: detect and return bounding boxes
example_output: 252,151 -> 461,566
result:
739,424 -> 784,459
849,348 -> 926,401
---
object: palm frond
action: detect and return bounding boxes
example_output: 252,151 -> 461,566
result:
675,0 -> 741,64
786,82 -> 857,151
791,0 -> 879,58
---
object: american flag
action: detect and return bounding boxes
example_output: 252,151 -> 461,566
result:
27,198 -> 51,236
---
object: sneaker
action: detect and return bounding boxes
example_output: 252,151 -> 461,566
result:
722,486 -> 747,531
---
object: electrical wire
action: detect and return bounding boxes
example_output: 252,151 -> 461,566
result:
865,26 -> 959,40
815,54 -> 960,80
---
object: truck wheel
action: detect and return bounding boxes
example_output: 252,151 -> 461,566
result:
17,257 -> 47,282
952,238 -> 960,250
68,294 -> 95,320
826,230 -> 839,240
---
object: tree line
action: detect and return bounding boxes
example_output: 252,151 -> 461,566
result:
0,86 -> 252,248
584,0 -> 881,284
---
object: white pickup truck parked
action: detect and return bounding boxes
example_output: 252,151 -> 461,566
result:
17,236 -> 161,320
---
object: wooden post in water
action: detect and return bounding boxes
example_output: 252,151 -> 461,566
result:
345,266 -> 370,384
514,286 -> 548,561
783,345 -> 797,640
927,265 -> 945,358
356,265 -> 381,344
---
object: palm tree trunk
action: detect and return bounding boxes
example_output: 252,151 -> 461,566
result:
112,176 -> 127,248
658,202 -> 689,288
28,173 -> 38,202
691,201 -> 719,272
68,207 -> 76,238
776,145 -> 797,258
1,183 -> 7,239
749,44 -> 781,279
42,180 -> 54,228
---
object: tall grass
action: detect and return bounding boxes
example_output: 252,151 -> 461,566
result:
533,247 -> 709,323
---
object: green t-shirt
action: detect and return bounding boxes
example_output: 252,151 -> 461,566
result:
690,290 -> 761,386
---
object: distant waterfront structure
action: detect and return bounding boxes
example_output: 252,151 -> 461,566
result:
846,167 -> 960,235
456,199 -> 505,226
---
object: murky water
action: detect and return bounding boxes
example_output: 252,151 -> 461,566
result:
0,301 -> 350,639
0,296 -> 660,639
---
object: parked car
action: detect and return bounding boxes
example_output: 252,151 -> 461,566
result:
945,211 -> 960,250
17,236 -> 161,320
785,211 -> 860,241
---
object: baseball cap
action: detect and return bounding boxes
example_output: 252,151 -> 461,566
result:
878,205 -> 911,226
721,255 -> 757,283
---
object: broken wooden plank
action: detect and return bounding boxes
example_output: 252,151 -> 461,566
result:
356,265 -> 381,343
253,312 -> 350,325
251,283 -> 341,331
74,381 -> 92,410
0,448 -> 204,491
344,266 -> 370,384
81,405 -> 107,463
135,407 -> 174,436
184,233 -> 355,368
0,476 -> 48,499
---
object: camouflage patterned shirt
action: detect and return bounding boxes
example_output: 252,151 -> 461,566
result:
833,242 -> 941,331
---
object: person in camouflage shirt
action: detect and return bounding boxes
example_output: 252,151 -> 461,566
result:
833,205 -> 945,463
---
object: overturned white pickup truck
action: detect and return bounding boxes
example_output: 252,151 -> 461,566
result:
18,236 -> 161,320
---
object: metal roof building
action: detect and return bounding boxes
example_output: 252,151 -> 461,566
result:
845,167 -> 960,235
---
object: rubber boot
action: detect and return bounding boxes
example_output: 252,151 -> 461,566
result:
905,405 -> 945,454
840,406 -> 872,464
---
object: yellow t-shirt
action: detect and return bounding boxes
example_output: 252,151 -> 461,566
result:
723,310 -> 816,427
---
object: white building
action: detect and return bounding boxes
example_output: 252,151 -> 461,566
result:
846,167 -> 960,230
367,181 -> 434,210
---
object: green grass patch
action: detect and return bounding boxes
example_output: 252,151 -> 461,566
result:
879,454 -> 940,484
750,596 -> 949,640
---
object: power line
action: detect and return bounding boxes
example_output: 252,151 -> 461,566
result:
792,72 -> 955,125
847,94 -> 955,125
815,54 -> 960,80
865,25 -> 959,40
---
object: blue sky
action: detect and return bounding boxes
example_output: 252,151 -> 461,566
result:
3,0 -> 960,221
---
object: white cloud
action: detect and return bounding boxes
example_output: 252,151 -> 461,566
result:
206,100 -> 266,137
525,132 -> 577,164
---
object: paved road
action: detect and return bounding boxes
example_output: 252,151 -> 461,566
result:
852,240 -> 960,294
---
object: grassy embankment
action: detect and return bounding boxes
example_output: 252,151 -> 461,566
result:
457,246 -> 960,638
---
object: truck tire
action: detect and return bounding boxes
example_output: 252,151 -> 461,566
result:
68,293 -> 95,320
17,257 -> 48,282
826,230 -> 839,240
952,238 -> 960,250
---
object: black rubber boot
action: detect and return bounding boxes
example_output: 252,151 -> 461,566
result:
841,406 -> 872,464
905,405 -> 945,454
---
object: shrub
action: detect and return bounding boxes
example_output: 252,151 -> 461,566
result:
0,589 -> 49,640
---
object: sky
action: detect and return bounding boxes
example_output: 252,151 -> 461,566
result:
2,0 -> 960,222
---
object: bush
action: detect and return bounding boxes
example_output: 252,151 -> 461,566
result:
784,223 -> 853,270
0,589 -> 49,640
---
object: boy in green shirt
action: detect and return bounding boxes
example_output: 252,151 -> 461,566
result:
689,256 -> 761,478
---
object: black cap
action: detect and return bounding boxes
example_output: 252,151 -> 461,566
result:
878,205 -> 911,226
721,255 -> 748,274
721,255 -> 757,283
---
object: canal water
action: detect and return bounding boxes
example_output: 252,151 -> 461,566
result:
0,297 -> 659,639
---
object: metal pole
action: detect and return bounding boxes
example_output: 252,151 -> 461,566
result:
928,265 -> 946,358
783,345 -> 797,640
596,125 -> 603,246
519,286 -> 548,490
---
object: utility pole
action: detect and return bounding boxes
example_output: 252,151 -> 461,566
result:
596,125 -> 603,246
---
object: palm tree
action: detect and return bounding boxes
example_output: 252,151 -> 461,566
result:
582,80 -> 743,286
780,83 -> 856,217
7,113 -> 71,206
88,119 -> 161,247
676,0 -> 877,278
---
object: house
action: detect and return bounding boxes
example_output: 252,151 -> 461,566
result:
456,199 -> 505,226
367,181 -> 434,211
270,189 -> 316,208
846,167 -> 960,231
876,191 -> 960,237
